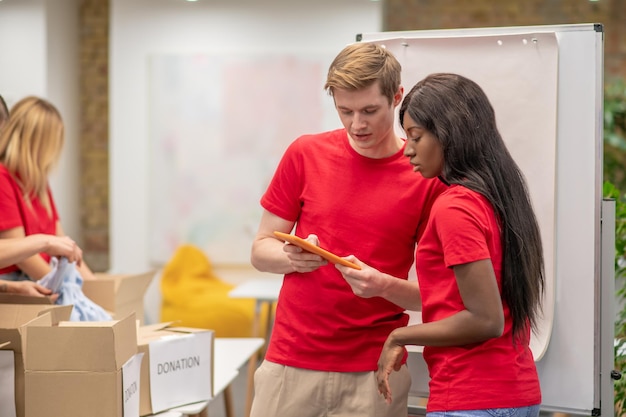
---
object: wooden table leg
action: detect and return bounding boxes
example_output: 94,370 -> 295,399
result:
223,385 -> 235,417
244,299 -> 266,417
244,299 -> 277,417
244,351 -> 258,417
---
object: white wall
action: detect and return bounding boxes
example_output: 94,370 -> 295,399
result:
0,0 -> 81,243
110,0 -> 382,273
46,0 -> 81,242
0,0 -> 46,103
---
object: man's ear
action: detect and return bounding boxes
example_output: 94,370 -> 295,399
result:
393,86 -> 404,106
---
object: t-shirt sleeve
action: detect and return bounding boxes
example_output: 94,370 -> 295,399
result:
433,193 -> 492,268
0,169 -> 24,231
260,138 -> 305,222
415,178 -> 449,242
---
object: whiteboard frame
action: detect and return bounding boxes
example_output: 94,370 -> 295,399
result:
359,24 -> 609,415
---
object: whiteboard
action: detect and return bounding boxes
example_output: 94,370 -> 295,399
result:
360,24 -> 606,415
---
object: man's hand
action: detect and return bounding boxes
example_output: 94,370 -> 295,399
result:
283,234 -> 328,273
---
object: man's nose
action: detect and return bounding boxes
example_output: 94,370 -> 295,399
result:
352,113 -> 366,129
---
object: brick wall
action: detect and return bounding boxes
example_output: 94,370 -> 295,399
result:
79,0 -> 109,271
384,0 -> 626,79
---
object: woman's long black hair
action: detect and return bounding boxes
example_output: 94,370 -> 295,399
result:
400,73 -> 545,340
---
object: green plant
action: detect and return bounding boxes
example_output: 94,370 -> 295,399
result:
605,77 -> 626,414
604,79 -> 626,192
606,180 -> 626,415
605,182 -> 626,287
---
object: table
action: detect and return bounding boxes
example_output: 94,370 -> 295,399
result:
228,278 -> 282,417
227,278 -> 283,301
151,337 -> 265,417
228,278 -> 282,354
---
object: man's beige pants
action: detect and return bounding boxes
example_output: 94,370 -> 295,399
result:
250,360 -> 411,417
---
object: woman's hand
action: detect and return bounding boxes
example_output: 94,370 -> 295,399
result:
0,280 -> 59,302
44,235 -> 83,265
376,333 -> 405,404
335,257 -> 387,298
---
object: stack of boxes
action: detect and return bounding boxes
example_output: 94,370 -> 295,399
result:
0,271 -> 215,417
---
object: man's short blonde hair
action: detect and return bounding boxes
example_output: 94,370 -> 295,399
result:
324,42 -> 401,104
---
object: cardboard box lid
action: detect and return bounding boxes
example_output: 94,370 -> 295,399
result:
137,321 -> 176,338
84,271 -> 155,311
24,313 -> 138,372
137,323 -> 213,345
0,305 -> 73,353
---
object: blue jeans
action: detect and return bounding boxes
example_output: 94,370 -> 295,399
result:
0,271 -> 31,281
427,405 -> 541,417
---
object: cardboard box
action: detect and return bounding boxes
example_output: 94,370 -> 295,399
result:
0,271 -> 154,324
24,313 -> 143,417
0,293 -> 54,305
138,323 -> 214,415
0,304 -> 73,417
0,341 -> 15,417
85,271 -> 155,324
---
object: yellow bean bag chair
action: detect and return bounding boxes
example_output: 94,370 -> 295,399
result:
160,244 -> 270,338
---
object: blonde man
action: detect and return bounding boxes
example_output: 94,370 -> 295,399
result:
250,42 -> 447,417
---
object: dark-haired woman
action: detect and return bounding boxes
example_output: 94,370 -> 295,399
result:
337,73 -> 544,416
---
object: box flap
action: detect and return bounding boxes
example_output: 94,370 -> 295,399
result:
0,304 -> 69,328
137,322 -> 180,346
0,293 -> 54,305
39,305 -> 73,324
108,298 -> 144,323
23,312 -> 54,328
138,322 -> 177,337
24,313 -> 138,371
81,276 -> 117,311
84,271 -> 155,311
163,327 -> 213,335
0,305 -> 72,354
112,271 -> 154,306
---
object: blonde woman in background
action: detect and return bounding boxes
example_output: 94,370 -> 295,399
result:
0,96 -> 95,281
0,94 -> 82,298
0,94 -> 8,126
0,96 -> 109,320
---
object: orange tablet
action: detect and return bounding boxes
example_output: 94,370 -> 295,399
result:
273,231 -> 361,270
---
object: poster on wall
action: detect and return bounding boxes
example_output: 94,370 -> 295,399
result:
148,53 -> 341,265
